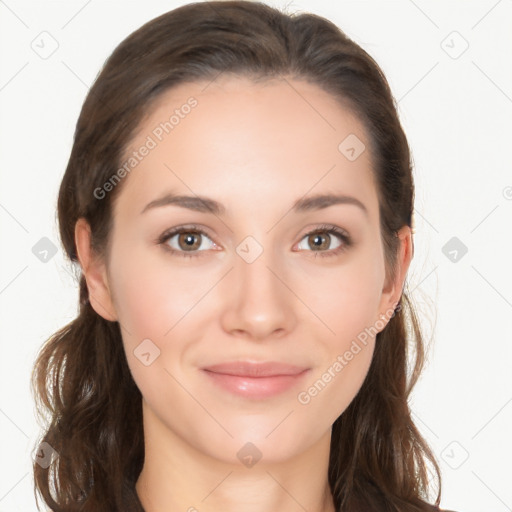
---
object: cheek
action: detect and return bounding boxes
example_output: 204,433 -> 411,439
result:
303,340 -> 375,429
109,244 -> 203,340
295,248 -> 385,342
107,247 -> 215,384
293,251 -> 383,415
296,271 -> 379,423
108,256 -> 191,408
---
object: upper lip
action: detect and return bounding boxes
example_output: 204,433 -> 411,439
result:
202,361 -> 309,378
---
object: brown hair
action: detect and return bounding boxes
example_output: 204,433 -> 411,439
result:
31,2 -> 442,510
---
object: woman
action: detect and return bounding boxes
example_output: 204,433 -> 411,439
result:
31,1 -> 456,510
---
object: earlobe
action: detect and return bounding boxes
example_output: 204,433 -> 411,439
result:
74,217 -> 118,322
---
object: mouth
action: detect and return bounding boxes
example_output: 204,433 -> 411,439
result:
201,361 -> 310,399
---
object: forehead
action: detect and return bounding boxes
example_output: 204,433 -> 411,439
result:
114,75 -> 378,222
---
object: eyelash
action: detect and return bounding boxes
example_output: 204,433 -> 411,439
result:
157,223 -> 352,260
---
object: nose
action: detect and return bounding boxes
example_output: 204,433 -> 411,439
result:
219,241 -> 298,341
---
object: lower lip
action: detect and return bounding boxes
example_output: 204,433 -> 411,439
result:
202,369 -> 310,399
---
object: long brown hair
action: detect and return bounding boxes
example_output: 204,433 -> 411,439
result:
31,2 -> 442,510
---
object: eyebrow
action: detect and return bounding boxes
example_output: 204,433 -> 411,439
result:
140,191 -> 368,217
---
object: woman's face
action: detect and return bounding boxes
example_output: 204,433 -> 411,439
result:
79,75 -> 410,466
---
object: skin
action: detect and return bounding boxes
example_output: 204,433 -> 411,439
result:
75,75 -> 412,512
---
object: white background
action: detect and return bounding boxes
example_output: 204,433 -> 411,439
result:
0,1 -> 511,511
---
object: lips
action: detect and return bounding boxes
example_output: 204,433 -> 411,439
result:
201,361 -> 310,399
202,361 -> 308,378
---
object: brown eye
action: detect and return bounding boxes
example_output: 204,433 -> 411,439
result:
295,225 -> 352,258
176,232 -> 202,251
159,226 -> 217,258
306,232 -> 332,251
298,229 -> 343,252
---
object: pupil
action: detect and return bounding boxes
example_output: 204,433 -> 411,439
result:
311,233 -> 327,250
180,233 -> 200,250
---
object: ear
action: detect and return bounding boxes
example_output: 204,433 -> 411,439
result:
376,225 -> 413,327
74,217 -> 118,322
